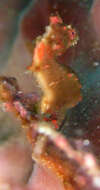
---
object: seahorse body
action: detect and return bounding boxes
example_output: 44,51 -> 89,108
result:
29,15 -> 82,113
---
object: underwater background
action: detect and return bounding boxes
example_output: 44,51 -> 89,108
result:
0,0 -> 100,161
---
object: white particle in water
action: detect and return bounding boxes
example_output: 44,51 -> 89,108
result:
83,139 -> 90,146
93,62 -> 100,67
97,125 -> 100,129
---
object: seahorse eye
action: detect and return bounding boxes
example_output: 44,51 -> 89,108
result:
72,31 -> 75,36
66,26 -> 79,46
69,29 -> 76,40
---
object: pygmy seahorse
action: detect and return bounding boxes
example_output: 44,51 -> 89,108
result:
28,15 -> 82,114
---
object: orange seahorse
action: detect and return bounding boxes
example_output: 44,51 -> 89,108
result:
28,15 -> 82,114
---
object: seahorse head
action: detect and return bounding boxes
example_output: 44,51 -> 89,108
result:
49,15 -> 79,56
